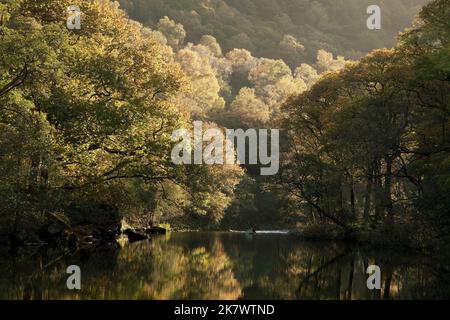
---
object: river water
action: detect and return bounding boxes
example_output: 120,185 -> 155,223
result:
0,232 -> 448,299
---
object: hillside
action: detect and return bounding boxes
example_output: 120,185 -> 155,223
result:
119,0 -> 429,66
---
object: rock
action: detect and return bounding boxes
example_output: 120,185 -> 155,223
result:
66,202 -> 121,242
145,226 -> 167,235
123,228 -> 148,242
48,222 -> 64,235
37,224 -> 63,244
116,234 -> 129,247
37,224 -> 80,248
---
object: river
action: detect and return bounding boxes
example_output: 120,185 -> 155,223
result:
0,232 -> 448,299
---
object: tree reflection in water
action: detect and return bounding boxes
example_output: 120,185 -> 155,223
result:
0,232 -> 449,299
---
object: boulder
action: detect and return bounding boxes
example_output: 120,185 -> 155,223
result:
123,228 -> 148,242
37,223 -> 65,244
48,222 -> 64,235
66,202 -> 121,241
145,226 -> 167,235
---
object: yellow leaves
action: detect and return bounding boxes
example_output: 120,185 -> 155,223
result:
175,46 -> 225,117
230,87 -> 270,127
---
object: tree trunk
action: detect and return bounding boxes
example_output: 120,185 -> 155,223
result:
384,156 -> 393,217
350,179 -> 356,219
363,173 -> 372,221
27,153 -> 41,193
374,160 -> 383,221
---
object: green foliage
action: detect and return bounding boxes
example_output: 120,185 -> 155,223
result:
279,0 -> 450,248
119,0 -> 428,67
0,0 -> 245,239
1,0 -> 448,249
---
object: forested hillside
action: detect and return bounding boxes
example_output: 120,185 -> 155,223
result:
119,0 -> 429,66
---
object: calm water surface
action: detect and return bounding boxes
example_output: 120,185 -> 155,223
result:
0,232 -> 449,299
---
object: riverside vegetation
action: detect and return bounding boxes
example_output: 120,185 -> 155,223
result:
0,0 -> 449,257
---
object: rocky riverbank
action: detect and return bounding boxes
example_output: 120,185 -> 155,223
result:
1,202 -> 168,250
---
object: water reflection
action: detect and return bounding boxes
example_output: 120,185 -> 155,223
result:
0,232 -> 448,299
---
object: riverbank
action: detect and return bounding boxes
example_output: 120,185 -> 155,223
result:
289,222 -> 450,255
2,211 -> 448,259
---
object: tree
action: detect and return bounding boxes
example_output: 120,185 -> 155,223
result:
0,0 -> 244,239
229,87 -> 270,127
278,0 -> 450,246
294,64 -> 320,88
175,46 -> 225,118
316,49 -> 347,73
248,58 -> 291,92
157,16 -> 186,49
